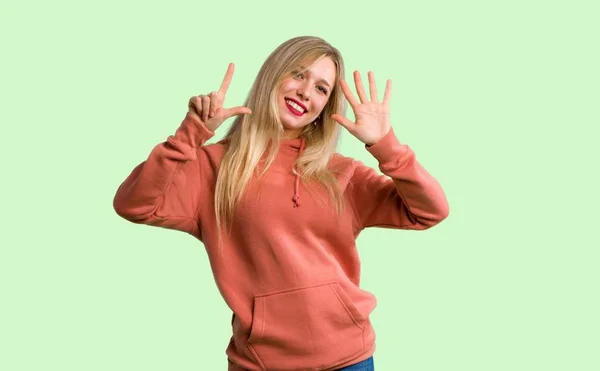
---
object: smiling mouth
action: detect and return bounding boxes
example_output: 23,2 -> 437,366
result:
285,99 -> 307,116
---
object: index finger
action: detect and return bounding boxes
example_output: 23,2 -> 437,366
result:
339,79 -> 360,108
218,62 -> 235,95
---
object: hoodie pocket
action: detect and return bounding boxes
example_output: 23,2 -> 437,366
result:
246,281 -> 366,371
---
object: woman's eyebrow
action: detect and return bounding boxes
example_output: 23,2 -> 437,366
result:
318,78 -> 332,88
297,66 -> 332,88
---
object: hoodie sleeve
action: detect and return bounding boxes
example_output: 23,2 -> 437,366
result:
113,112 -> 215,237
348,128 -> 449,231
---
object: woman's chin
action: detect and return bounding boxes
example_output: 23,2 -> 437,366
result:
280,123 -> 307,138
280,118 -> 308,132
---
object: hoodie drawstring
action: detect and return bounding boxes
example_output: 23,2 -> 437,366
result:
292,138 -> 306,208
292,176 -> 301,207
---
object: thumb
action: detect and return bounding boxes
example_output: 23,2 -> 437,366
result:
222,106 -> 252,120
331,114 -> 355,132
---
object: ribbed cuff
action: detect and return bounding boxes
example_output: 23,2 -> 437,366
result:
365,128 -> 410,165
173,112 -> 215,148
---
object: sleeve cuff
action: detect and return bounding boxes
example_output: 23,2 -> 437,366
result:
365,127 -> 411,164
172,112 -> 215,148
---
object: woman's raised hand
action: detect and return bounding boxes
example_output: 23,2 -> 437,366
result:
188,63 -> 252,132
331,71 -> 392,146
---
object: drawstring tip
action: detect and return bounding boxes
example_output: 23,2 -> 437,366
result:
292,195 -> 301,207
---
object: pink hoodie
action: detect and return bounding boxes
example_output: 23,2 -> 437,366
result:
113,113 -> 449,371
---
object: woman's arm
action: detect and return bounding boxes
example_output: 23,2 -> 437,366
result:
113,113 -> 215,237
349,128 -> 449,231
113,63 -> 250,237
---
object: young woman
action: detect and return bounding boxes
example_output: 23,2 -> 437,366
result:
113,36 -> 449,371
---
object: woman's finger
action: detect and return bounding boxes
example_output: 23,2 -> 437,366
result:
219,63 -> 235,98
189,96 -> 204,117
368,71 -> 378,102
382,79 -> 392,104
339,80 -> 360,108
209,91 -> 220,117
353,71 -> 369,103
331,113 -> 356,132
188,96 -> 198,115
222,106 -> 252,120
201,95 -> 210,122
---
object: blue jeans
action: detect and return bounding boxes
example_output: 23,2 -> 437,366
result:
336,356 -> 374,370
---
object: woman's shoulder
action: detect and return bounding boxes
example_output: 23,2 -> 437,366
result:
328,152 -> 361,174
329,151 -> 379,181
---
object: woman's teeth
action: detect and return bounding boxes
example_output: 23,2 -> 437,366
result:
286,99 -> 305,114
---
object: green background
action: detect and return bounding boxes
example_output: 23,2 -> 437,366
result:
2,0 -> 599,370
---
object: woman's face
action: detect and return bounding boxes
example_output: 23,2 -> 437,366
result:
277,56 -> 336,139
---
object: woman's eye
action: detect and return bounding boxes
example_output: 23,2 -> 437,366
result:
294,72 -> 304,79
318,86 -> 328,94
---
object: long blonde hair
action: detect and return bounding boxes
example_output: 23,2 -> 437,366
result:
215,36 -> 347,237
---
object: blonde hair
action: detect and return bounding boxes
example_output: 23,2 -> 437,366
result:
215,36 -> 347,240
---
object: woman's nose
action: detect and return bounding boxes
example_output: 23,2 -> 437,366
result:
297,83 -> 310,100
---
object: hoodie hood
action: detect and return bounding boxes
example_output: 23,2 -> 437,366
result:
219,135 -> 307,208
